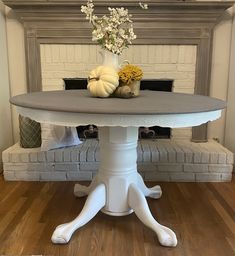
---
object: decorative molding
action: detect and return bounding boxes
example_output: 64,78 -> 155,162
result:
3,0 -> 234,142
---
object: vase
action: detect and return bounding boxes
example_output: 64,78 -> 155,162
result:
100,49 -> 119,70
128,80 -> 141,97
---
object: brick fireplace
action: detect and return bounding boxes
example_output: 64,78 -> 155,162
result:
3,0 -> 233,141
2,0 -> 234,182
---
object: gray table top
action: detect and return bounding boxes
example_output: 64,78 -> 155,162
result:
10,90 -> 226,115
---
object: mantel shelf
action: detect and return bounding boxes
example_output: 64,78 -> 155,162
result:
3,1 -> 234,13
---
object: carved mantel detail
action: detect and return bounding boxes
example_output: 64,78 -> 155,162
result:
3,0 -> 234,142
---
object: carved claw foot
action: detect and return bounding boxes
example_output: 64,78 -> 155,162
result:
52,183 -> 106,244
137,173 -> 162,199
128,183 -> 177,247
74,176 -> 98,197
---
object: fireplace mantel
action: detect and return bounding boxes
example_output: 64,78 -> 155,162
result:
3,0 -> 234,142
3,1 -> 234,24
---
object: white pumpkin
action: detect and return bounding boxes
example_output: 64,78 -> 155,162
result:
88,66 -> 119,98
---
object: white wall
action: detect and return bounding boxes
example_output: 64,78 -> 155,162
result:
3,3 -> 234,146
5,6 -> 27,142
0,1 -> 13,168
208,8 -> 233,144
225,6 -> 235,153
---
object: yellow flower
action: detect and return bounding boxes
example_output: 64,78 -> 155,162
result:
118,64 -> 143,85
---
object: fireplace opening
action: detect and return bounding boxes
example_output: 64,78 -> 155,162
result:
63,78 -> 173,139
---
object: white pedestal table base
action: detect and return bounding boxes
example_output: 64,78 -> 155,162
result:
51,127 -> 177,247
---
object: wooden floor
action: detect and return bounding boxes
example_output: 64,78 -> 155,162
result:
1,175 -> 235,256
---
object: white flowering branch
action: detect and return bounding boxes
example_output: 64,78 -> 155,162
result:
81,0 -> 148,55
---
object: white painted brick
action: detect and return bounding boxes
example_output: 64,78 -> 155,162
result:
208,164 -> 233,173
177,64 -> 196,72
187,72 -> 196,80
169,172 -> 195,182
133,45 -> 142,63
176,151 -> 184,163
37,152 -> 46,162
43,84 -> 63,91
155,143 -> 168,162
63,149 -> 71,162
95,148 -> 100,161
11,153 -> 20,163
154,64 -> 177,72
59,44 -> 67,62
54,163 -> 78,171
45,163 -> 55,172
43,78 -> 63,87
201,151 -> 210,164
147,45 -> 157,64
46,151 -> 55,162
162,142 -> 176,163
80,148 -> 88,162
226,153 -> 234,164
51,44 -> 60,62
193,151 -> 202,163
218,153 -> 227,164
173,80 -> 195,88
3,171 -> 16,180
221,173 -> 232,181
30,152 -> 38,162
142,143 -> 151,162
145,172 -> 170,181
87,147 -> 96,162
170,45 -> 179,63
195,173 -> 222,182
137,163 -> 157,172
20,153 -> 30,163
209,152 -> 219,164
162,45 -> 171,63
155,45 -> 163,63
40,171 -> 67,181
71,150 -> 79,162
2,151 -> 9,163
185,152 -> 193,163
42,63 -> 65,71
27,163 -> 48,172
66,171 -> 92,181
173,87 -> 194,94
139,46 -> 149,63
44,44 -> 52,63
69,164 -> 79,171
67,45 -> 75,62
184,164 -> 209,173
149,143 -> 159,162
55,150 -> 63,162
14,171 -> 40,181
80,162 -> 99,171
158,164 -> 183,172
54,163 -> 69,171
74,44 -> 82,62
4,163 -> 29,171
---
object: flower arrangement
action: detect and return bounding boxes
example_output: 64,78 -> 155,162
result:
118,64 -> 143,85
81,0 -> 148,55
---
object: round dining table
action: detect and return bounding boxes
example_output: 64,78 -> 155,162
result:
10,90 -> 226,247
